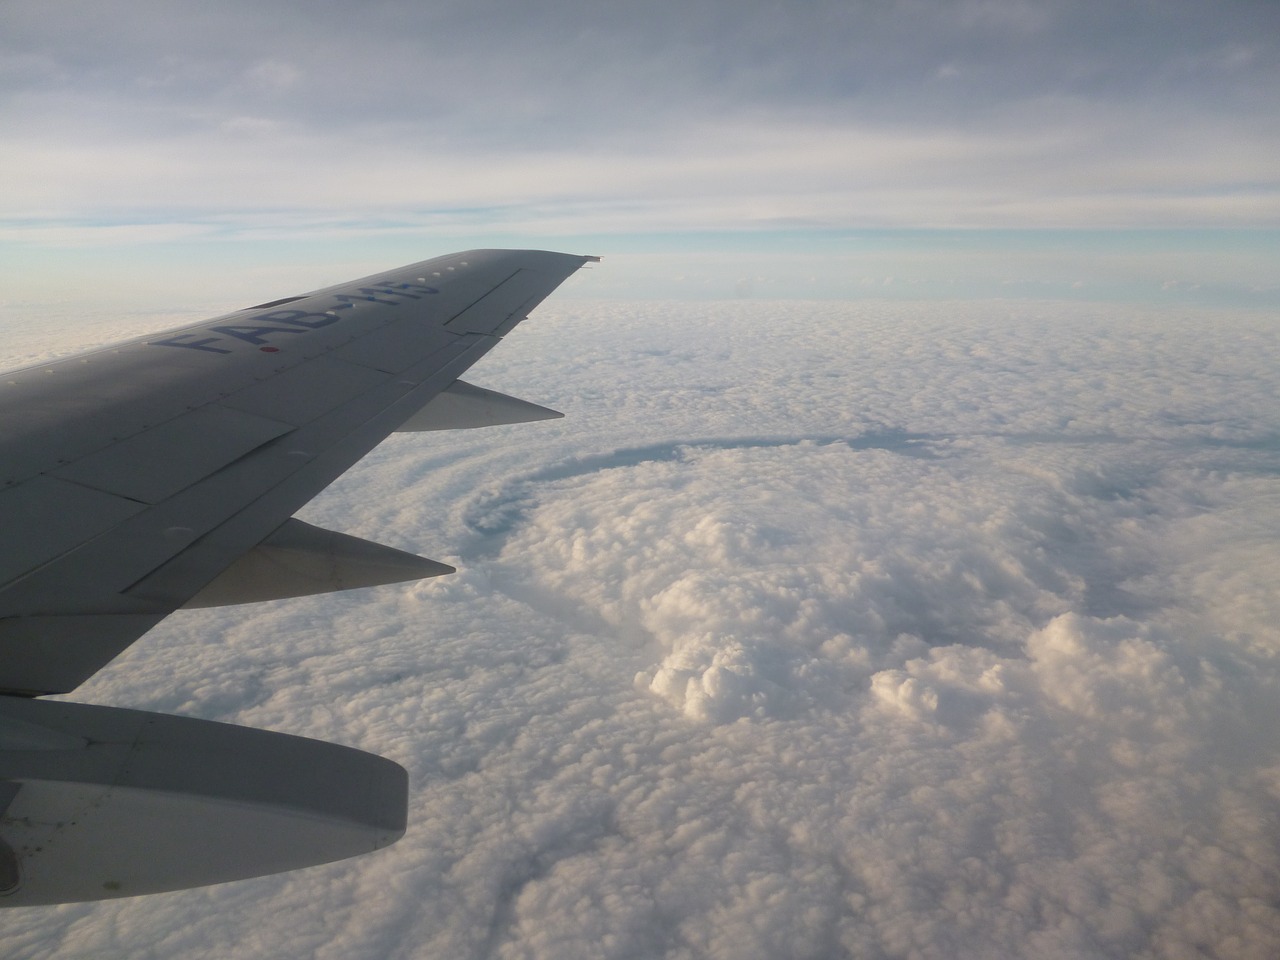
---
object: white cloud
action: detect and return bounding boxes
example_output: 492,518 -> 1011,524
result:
0,1 -> 1277,240
241,59 -> 302,94
4,110 -> 1278,233
9,297 -> 1280,957
218,115 -> 287,136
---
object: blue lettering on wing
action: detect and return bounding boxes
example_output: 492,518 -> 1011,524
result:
329,284 -> 436,306
209,324 -> 311,345
258,309 -> 341,329
149,274 -> 439,354
150,334 -> 232,354
332,291 -> 399,306
368,281 -> 440,296
327,281 -> 440,309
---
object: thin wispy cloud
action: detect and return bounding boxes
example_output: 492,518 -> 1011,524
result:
2,0 -> 1277,303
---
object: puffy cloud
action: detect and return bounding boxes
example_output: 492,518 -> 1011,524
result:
10,296 -> 1280,958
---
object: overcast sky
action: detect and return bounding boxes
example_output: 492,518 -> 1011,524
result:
2,0 -> 1278,303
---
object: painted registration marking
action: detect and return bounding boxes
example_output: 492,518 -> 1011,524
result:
149,281 -> 439,354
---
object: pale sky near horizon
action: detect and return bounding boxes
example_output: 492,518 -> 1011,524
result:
1,0 -> 1278,306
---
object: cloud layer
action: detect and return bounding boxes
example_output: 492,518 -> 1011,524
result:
3,0 -> 1278,237
4,2 -> 1277,309
7,297 -> 1280,958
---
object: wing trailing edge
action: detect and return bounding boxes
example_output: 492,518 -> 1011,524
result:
0,248 -> 594,905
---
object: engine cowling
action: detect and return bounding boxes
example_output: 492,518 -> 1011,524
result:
0,696 -> 406,905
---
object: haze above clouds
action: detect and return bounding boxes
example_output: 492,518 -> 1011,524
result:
1,0 -> 1278,302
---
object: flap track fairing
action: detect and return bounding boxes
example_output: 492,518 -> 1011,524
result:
183,519 -> 454,608
395,379 -> 562,432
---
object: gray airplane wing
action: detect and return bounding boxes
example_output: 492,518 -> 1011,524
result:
0,248 -> 593,904
0,248 -> 591,696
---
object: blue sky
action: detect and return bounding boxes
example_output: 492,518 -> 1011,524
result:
2,0 -> 1278,304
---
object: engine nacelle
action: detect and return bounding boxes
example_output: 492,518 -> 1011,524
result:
0,696 -> 406,905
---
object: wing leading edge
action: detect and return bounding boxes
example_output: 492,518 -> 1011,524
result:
0,248 -> 595,905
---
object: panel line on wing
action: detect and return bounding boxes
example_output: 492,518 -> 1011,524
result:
444,269 -> 524,332
0,479 -> 148,591
50,406 -> 296,505
0,249 -> 592,698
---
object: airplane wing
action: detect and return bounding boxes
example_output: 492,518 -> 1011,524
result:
0,248 -> 596,905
